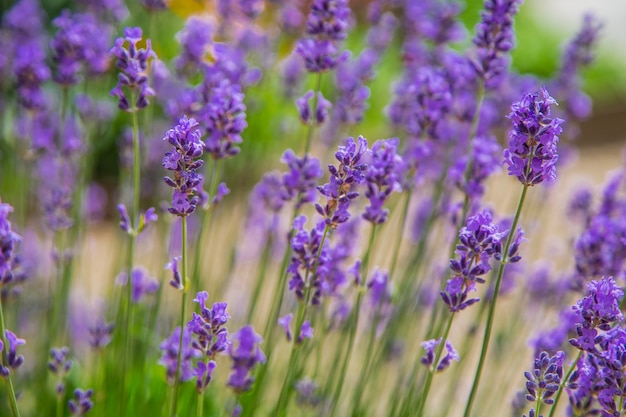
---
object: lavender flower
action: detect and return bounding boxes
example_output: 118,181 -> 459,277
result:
175,17 -> 213,77
187,291 -> 230,356
471,0 -> 522,87
0,203 -> 21,286
159,327 -> 195,384
51,11 -> 113,85
162,115 -> 206,216
503,88 -> 563,186
288,216 -> 330,305
88,319 -> 114,350
1,330 -> 25,375
227,325 -> 266,393
523,351 -> 564,406
48,347 -> 72,395
574,276 -> 624,331
552,14 -> 602,125
13,39 -> 50,111
296,90 -> 332,125
316,136 -> 369,228
201,79 -> 247,159
362,138 -> 404,224
296,0 -> 351,73
420,338 -> 459,372
110,27 -> 156,111
68,388 -> 93,416
194,360 -> 217,393
281,150 -> 324,210
278,314 -> 293,341
3,0 -> 46,36
441,210 -> 505,312
166,257 -> 183,290
116,268 -> 159,303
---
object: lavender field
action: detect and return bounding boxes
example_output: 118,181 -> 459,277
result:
0,0 -> 625,416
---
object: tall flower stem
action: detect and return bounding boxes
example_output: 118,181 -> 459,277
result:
196,392 -> 203,417
547,350 -> 583,417
329,225 -> 377,417
463,183 -> 529,417
120,98 -> 141,417
171,216 -> 189,417
0,297 -> 20,417
190,159 -> 221,296
274,223 -> 331,416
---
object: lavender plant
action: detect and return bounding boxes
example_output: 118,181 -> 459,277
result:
0,1 -> 620,417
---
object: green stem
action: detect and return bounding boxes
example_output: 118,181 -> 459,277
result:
0,296 -> 20,417
462,183 -> 529,417
120,101 -> 141,417
56,394 -> 63,417
190,159 -> 221,296
274,223 -> 331,416
171,216 -> 189,417
245,232 -> 274,323
197,393 -> 204,417
328,225 -> 377,417
547,350 -> 582,417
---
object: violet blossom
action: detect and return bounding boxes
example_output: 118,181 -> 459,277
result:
109,27 -> 156,111
503,88 -> 563,186
162,115 -> 206,216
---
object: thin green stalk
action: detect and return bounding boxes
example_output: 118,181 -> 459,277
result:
463,183 -> 529,417
547,350 -> 582,417
328,225 -> 377,417
56,394 -> 63,417
171,216 -> 189,417
120,99 -> 141,417
197,393 -> 204,417
274,223 -> 331,416
0,297 -> 20,417
245,232 -> 274,323
388,189 -> 412,280
190,159 -> 221,296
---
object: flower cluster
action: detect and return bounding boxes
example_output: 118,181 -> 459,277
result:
159,327 -> 195,384
503,88 -> 563,186
440,210 -> 506,312
471,0 -> 521,87
316,136 -> 369,228
201,79 -> 247,159
523,351 -> 564,406
187,292 -> 230,393
51,10 -> 112,85
162,115 -> 206,216
296,0 -> 350,73
110,27 -> 156,111
362,138 -> 404,224
227,325 -> 265,393
420,338 -> 459,372
281,150 -> 324,210
0,203 -> 21,287
68,388 -> 94,416
48,347 -> 72,395
0,330 -> 25,377
570,276 -> 623,353
288,216 -> 330,305
296,90 -> 332,126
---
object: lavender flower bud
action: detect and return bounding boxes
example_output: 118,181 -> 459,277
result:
503,88 -> 563,186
